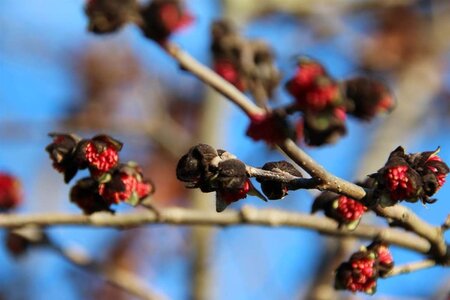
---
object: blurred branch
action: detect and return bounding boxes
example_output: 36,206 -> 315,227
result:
48,239 -> 166,300
382,259 -> 437,278
305,238 -> 355,300
0,207 -> 433,255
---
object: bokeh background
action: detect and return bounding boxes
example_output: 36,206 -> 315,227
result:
1,0 -> 449,299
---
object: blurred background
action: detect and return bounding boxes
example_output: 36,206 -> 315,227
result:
0,0 -> 449,299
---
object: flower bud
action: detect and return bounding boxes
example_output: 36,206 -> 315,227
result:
335,250 -> 378,294
371,146 -> 449,206
246,111 -> 295,145
99,162 -> 154,206
140,0 -> 193,42
344,77 -> 395,120
46,133 -> 81,183
70,178 -> 114,215
85,0 -> 138,34
76,135 -> 123,176
312,191 -> 367,230
0,172 -> 23,211
256,161 -> 302,200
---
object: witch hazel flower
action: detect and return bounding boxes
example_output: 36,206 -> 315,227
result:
45,133 -> 82,183
286,58 -> 342,112
246,111 -> 295,145
335,196 -> 367,222
368,242 -> 394,277
176,144 -> 266,212
335,252 -> 378,295
140,0 -> 193,42
371,146 -> 449,206
335,242 -> 393,295
312,191 -> 367,230
383,165 -> 417,201
98,162 -> 154,206
77,135 -> 123,176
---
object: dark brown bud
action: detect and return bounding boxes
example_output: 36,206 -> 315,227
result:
85,0 -> 138,34
70,178 -> 114,215
45,133 -> 81,183
257,161 -> 302,200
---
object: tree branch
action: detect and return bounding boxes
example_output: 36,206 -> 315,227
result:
158,41 -> 448,259
47,239 -> 166,300
382,259 -> 437,278
0,207 -> 432,255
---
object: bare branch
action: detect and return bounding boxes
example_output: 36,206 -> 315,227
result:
161,42 -> 265,118
0,207 -> 432,254
382,259 -> 437,278
48,240 -> 166,300
246,165 -> 320,189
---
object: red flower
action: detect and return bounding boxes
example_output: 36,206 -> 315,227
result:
140,0 -> 193,42
426,155 -> 447,189
384,165 -> 416,201
214,60 -> 244,91
336,196 -> 367,222
346,257 -> 377,293
376,244 -> 393,266
85,141 -> 119,173
0,173 -> 22,211
286,59 -> 341,112
98,162 -> 154,206
246,112 -> 293,144
286,62 -> 325,96
335,253 -> 378,295
220,179 -> 250,205
99,172 -> 152,204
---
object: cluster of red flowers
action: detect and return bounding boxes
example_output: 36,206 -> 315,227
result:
46,133 -> 154,214
312,190 -> 368,230
371,146 -> 449,206
243,56 -> 396,147
335,242 -> 394,294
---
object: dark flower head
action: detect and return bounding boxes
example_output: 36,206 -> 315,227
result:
344,77 -> 396,121
85,0 -> 138,34
312,191 -> 367,230
335,252 -> 377,295
246,111 -> 295,145
76,135 -> 123,176
299,107 -> 347,146
216,178 -> 251,212
70,178 -> 114,215
46,133 -> 81,183
0,173 -> 22,212
371,146 -> 449,206
257,161 -> 302,200
367,242 -> 394,277
286,57 -> 327,97
213,59 -> 245,91
176,144 -> 219,191
216,159 -> 247,191
99,162 -> 154,206
286,57 -> 343,113
140,0 -> 193,42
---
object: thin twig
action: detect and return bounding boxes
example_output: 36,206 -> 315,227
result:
246,165 -> 320,189
0,207 -> 431,254
47,239 -> 166,300
383,259 -> 437,278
